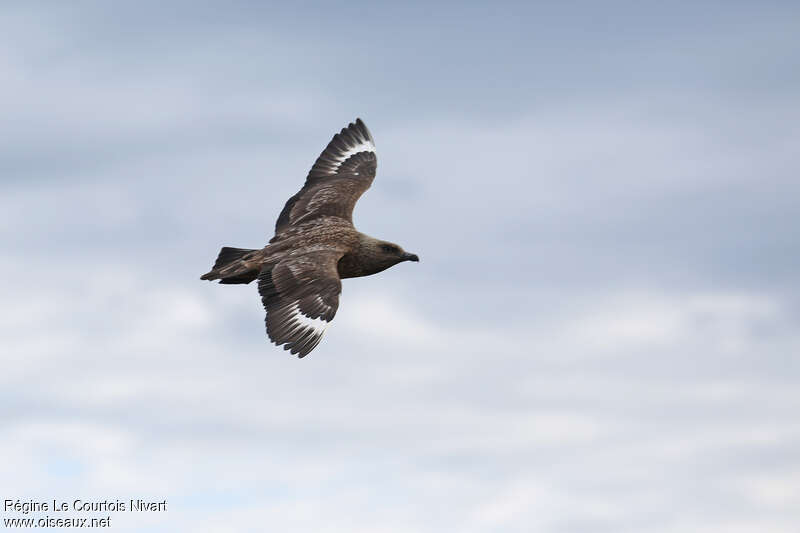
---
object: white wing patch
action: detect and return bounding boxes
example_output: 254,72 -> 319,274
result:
287,300 -> 330,338
328,140 -> 376,174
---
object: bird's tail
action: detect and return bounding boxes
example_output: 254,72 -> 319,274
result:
200,246 -> 260,284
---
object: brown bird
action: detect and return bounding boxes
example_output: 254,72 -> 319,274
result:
201,118 -> 419,357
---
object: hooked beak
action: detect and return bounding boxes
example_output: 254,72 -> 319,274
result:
403,252 -> 420,262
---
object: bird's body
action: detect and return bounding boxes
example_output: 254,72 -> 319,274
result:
201,119 -> 418,357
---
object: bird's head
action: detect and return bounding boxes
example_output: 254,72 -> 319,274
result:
377,240 -> 419,265
359,236 -> 419,275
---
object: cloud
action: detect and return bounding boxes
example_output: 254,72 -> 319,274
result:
2,1 -> 800,531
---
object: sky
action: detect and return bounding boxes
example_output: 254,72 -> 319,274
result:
2,1 -> 799,531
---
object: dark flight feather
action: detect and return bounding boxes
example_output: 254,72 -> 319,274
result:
273,118 -> 376,238
257,249 -> 344,357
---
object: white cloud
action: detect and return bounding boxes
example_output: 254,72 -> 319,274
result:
2,2 -> 800,531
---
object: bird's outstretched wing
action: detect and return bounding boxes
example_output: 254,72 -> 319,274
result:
273,118 -> 376,238
257,248 -> 345,357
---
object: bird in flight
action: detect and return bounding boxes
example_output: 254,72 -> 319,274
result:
201,118 -> 419,357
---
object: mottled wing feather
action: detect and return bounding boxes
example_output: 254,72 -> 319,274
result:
273,118 -> 376,237
257,249 -> 344,357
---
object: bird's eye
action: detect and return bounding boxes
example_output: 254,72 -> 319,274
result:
382,244 -> 398,254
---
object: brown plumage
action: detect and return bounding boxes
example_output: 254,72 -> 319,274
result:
200,118 -> 419,357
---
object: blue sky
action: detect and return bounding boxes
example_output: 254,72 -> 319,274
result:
2,1 -> 799,531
